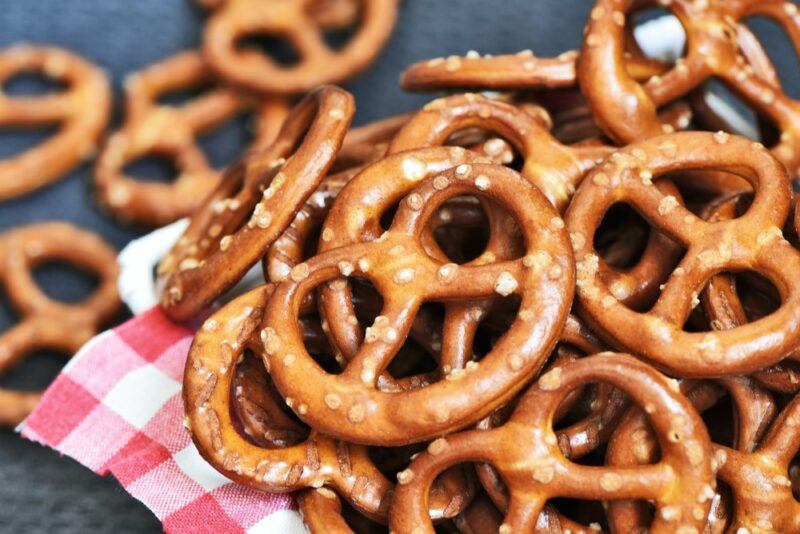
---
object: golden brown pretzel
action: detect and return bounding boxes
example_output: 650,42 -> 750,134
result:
400,47 -> 666,92
158,85 -> 353,321
0,222 -> 119,427
699,193 -> 800,394
607,376 -> 800,533
566,132 -> 800,377
201,0 -> 399,94
389,353 -> 715,533
0,45 -> 110,200
260,162 -> 574,445
389,93 -> 614,210
579,0 -> 800,177
95,51 -> 289,227
185,286 -> 475,523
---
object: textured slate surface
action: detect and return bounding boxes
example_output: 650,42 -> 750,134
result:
0,0 -> 797,532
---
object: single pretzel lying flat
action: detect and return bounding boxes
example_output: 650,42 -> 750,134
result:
566,132 -> 800,377
0,222 -> 119,426
185,286 -> 475,523
0,45 -> 110,200
390,353 -> 715,533
95,51 -> 289,226
260,162 -> 574,445
202,0 -> 399,94
158,85 -> 353,321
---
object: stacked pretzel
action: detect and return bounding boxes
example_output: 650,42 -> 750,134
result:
174,1 -> 800,532
0,0 -> 399,426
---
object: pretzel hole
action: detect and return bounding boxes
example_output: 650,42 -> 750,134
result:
33,260 -> 101,304
122,154 -> 181,184
695,271 -> 781,333
471,296 -> 520,362
593,203 -> 652,270
698,392 -> 736,448
0,125 -> 59,159
629,8 -> 685,63
239,35 -> 302,66
231,352 -> 311,447
197,113 -> 254,168
315,7 -> 360,52
700,80 -> 761,141
155,82 -> 216,107
744,16 -> 800,100
2,71 -> 66,96
0,348 -> 67,392
430,196 -> 492,264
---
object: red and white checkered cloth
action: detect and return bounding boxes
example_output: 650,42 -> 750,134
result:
19,306 -> 305,534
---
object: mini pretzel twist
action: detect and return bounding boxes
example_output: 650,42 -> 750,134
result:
158,85 -> 354,321
389,353 -> 715,533
0,223 -> 119,426
400,47 -> 666,93
608,376 -> 800,533
201,0 -> 399,94
579,0 -> 800,177
95,51 -> 289,226
566,131 -> 800,377
699,193 -> 800,393
185,287 -> 475,523
0,45 -> 110,200
260,162 -> 574,445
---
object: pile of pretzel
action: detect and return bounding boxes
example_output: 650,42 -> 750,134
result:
175,1 -> 800,533
0,0 -> 399,426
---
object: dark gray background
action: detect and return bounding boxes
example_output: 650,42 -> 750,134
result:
0,1 -> 797,532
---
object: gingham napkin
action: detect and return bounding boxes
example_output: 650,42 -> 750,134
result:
18,306 -> 305,534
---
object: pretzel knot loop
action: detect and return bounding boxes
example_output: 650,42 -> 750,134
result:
158,85 -> 354,321
0,45 -> 110,199
579,0 -> 800,176
389,353 -> 715,534
95,51 -> 289,226
0,223 -> 119,426
566,131 -> 800,377
202,0 -> 399,94
261,162 -> 574,445
184,286 -> 474,523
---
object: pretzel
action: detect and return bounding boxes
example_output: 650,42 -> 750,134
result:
185,286 -> 475,522
607,376 -> 800,533
0,45 -> 110,200
389,353 -> 715,533
95,51 -> 290,227
259,162 -> 573,445
400,46 -> 667,93
0,223 -> 119,427
579,0 -> 800,178
565,131 -> 800,377
698,193 -> 800,393
157,85 -> 353,321
201,0 -> 399,95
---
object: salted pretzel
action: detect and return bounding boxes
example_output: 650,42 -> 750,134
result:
566,132 -> 800,377
0,223 -> 119,427
0,45 -> 110,200
201,0 -> 399,95
157,85 -> 353,321
608,376 -> 800,533
400,46 -> 667,93
698,193 -> 800,393
185,286 -> 475,523
389,353 -> 715,533
260,162 -> 574,445
95,51 -> 290,227
579,0 -> 800,178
